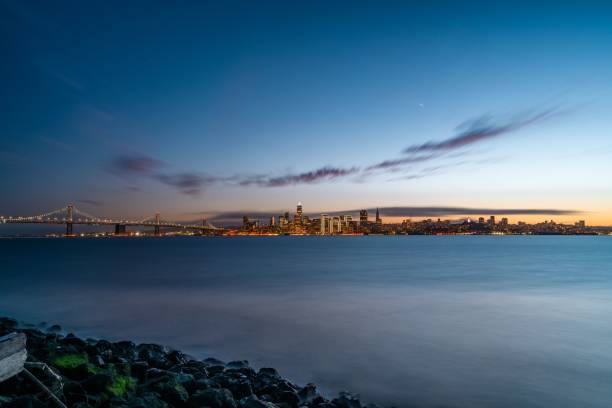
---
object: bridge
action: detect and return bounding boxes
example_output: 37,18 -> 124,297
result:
0,204 -> 222,236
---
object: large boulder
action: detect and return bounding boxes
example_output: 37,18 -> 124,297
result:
187,388 -> 237,408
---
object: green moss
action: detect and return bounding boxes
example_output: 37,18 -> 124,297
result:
87,364 -> 102,375
107,376 -> 135,397
52,353 -> 89,369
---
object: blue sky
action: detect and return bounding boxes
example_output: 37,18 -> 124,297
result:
1,1 -> 612,224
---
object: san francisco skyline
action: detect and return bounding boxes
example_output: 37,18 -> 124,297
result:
2,1 -> 612,224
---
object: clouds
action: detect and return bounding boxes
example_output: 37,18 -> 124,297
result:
108,154 -> 215,197
239,166 -> 360,187
109,154 -> 164,176
403,106 -> 568,155
154,173 -> 218,197
106,105 -> 574,196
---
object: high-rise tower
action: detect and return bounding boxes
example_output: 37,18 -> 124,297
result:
359,209 -> 368,226
295,202 -> 303,225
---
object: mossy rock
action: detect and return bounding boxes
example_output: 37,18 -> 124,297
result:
52,353 -> 89,369
107,376 -> 136,398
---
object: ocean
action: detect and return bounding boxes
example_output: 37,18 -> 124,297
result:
1,236 -> 611,407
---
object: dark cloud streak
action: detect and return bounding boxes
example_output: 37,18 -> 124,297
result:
239,166 -> 359,187
154,173 -> 218,197
403,106 -> 570,154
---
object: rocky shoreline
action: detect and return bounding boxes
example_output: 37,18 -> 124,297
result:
0,317 -> 382,408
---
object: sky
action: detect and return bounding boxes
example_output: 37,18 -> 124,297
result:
1,0 -> 612,225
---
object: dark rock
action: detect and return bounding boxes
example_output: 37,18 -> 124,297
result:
131,361 -> 149,382
1,395 -> 45,408
47,324 -> 62,333
239,395 -> 279,408
113,341 -> 137,359
297,383 -> 318,405
60,334 -> 87,349
226,379 -> 253,400
226,360 -> 250,369
187,388 -> 237,408
274,391 -> 299,408
332,392 -> 362,408
258,368 -> 280,378
167,350 -> 188,365
204,357 -> 226,366
193,377 -> 221,391
82,373 -> 113,394
127,392 -> 169,408
208,364 -> 227,375
63,381 -> 89,406
157,382 -> 189,407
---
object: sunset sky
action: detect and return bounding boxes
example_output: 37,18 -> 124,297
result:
1,1 -> 612,225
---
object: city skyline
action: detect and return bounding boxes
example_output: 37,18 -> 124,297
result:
2,1 -> 612,224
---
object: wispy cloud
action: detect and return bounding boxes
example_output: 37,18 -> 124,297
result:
109,153 -> 164,176
154,173 -> 218,197
105,105 -> 575,195
403,106 -> 570,155
366,154 -> 438,171
239,166 -> 359,187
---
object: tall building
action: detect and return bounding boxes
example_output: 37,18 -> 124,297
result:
295,202 -> 303,225
375,208 -> 382,225
320,214 -> 329,235
488,216 -> 495,226
270,216 -> 276,227
360,209 -> 368,226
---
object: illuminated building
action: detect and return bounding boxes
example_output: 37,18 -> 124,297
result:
360,209 -> 368,226
320,214 -> 329,235
295,202 -> 303,225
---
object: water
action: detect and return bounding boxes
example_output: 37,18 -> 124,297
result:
1,236 -> 612,407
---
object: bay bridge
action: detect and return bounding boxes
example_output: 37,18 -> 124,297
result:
0,204 -> 222,236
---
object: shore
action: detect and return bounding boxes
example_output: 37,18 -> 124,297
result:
0,317 -> 381,408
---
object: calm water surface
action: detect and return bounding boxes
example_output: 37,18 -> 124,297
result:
1,236 -> 612,407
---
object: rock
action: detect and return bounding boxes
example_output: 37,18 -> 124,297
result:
131,361 -> 149,382
193,377 -> 221,391
258,368 -> 280,378
226,360 -> 250,369
166,350 -> 188,365
93,354 -> 106,366
60,333 -> 87,348
297,383 -> 318,405
239,395 -> 279,408
187,388 -> 237,408
274,391 -> 299,408
47,324 -> 62,333
1,395 -> 46,407
332,392 -> 362,408
81,373 -> 113,394
127,392 -> 169,408
157,382 -> 189,406
204,357 -> 226,366
63,381 -> 89,406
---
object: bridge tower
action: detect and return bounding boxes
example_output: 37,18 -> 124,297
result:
154,212 -> 161,236
66,204 -> 74,236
